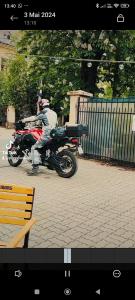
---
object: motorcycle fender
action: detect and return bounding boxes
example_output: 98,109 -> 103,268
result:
6,140 -> 14,150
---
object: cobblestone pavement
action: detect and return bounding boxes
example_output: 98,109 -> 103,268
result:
0,127 -> 135,248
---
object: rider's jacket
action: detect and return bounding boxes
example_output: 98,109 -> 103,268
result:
22,107 -> 58,130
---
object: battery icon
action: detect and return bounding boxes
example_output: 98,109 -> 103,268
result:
120,3 -> 130,8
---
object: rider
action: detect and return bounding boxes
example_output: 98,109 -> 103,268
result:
22,98 -> 58,175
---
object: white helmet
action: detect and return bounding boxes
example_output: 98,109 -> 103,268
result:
38,98 -> 50,108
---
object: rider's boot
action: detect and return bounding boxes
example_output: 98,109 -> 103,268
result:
27,164 -> 39,176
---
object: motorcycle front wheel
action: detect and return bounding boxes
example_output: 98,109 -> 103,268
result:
8,148 -> 24,167
55,149 -> 78,178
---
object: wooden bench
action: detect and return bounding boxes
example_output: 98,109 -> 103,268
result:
0,183 -> 36,248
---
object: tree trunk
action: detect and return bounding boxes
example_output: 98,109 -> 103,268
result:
80,61 -> 98,93
112,64 -> 119,98
80,52 -> 103,95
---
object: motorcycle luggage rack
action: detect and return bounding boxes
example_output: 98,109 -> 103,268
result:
65,124 -> 88,137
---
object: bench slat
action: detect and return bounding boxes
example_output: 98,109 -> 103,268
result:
0,210 -> 31,219
0,202 -> 32,211
0,183 -> 34,195
0,217 -> 28,226
0,194 -> 33,202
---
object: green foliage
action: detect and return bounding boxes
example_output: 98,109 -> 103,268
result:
0,55 -> 38,117
16,30 -> 135,98
2,55 -> 27,105
1,30 -> 135,118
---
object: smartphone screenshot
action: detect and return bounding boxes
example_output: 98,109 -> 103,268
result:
0,1 -> 135,298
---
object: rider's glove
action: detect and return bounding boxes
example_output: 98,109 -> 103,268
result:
21,119 -> 26,123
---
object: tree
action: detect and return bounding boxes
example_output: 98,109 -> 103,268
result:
1,30 -> 135,121
16,30 -> 135,98
102,30 -> 135,97
0,55 -> 39,118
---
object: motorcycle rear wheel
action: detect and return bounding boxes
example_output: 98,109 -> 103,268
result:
55,149 -> 78,178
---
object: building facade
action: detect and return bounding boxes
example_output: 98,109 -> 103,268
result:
0,31 -> 15,70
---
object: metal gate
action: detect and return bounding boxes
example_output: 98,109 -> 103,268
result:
77,97 -> 135,164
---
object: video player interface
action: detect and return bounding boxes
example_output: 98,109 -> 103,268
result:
0,1 -> 135,298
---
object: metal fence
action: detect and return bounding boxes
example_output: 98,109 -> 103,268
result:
77,97 -> 135,164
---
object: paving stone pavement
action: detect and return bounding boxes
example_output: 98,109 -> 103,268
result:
0,127 -> 135,248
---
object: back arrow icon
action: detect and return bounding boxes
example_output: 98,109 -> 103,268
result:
10,15 -> 18,21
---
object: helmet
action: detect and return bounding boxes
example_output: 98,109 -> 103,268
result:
38,98 -> 50,108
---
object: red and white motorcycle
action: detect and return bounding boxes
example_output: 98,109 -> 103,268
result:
7,122 -> 87,178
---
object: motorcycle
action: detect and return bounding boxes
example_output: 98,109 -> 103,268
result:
7,121 -> 88,178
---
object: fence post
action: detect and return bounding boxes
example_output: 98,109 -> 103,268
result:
6,105 -> 15,129
67,90 -> 93,124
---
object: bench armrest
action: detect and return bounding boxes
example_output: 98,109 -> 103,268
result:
6,218 -> 37,248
